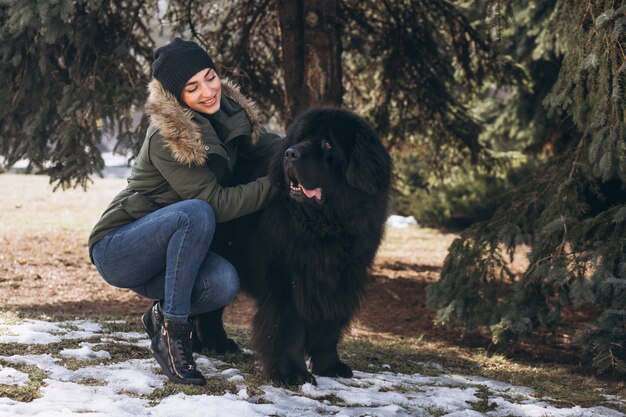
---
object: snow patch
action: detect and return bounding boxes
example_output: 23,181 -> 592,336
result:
0,317 -> 623,417
387,215 -> 418,228
0,365 -> 30,386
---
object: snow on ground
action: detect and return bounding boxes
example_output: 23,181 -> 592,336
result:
0,366 -> 29,387
0,318 -> 624,417
386,215 -> 418,229
2,152 -> 132,178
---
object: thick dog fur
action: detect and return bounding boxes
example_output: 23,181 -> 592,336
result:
195,107 -> 392,385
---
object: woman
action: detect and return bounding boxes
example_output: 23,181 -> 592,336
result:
88,38 -> 281,385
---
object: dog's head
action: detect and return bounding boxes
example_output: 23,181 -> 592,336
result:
270,107 -> 391,206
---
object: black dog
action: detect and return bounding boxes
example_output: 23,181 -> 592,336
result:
195,107 -> 392,385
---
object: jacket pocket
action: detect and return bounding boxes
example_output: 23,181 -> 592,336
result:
121,192 -> 162,220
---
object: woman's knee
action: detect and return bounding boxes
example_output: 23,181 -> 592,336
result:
176,199 -> 216,236
180,199 -> 215,224
191,255 -> 240,312
220,261 -> 240,304
211,259 -> 240,307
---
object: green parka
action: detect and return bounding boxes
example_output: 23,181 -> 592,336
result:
88,78 -> 281,254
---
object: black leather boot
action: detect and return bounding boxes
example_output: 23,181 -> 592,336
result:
151,318 -> 206,385
141,300 -> 163,339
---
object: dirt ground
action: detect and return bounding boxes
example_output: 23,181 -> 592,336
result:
0,228 -> 450,340
0,174 -> 585,369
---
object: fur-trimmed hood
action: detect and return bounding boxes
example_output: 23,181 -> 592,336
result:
145,78 -> 264,166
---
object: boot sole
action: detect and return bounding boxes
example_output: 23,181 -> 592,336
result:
150,344 -> 206,386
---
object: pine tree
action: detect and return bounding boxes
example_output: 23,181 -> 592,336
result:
427,0 -> 626,374
1,0 -> 501,190
0,0 -> 156,189
161,0 -> 505,165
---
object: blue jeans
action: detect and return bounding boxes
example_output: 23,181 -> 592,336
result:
91,199 -> 239,321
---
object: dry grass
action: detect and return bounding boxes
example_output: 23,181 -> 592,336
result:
0,173 -> 124,233
0,174 -> 144,315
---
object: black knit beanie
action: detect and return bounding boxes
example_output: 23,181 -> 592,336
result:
152,38 -> 216,98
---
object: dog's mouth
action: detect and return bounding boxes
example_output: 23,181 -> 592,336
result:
287,168 -> 324,203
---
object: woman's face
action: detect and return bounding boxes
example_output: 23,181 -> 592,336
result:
181,68 -> 222,115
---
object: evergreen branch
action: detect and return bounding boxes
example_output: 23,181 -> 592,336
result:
585,0 -> 596,25
568,138 -> 584,179
186,0 -> 208,47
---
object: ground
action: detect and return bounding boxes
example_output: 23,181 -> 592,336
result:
1,173 -> 625,412
0,197 -> 454,343
0,174 -> 569,361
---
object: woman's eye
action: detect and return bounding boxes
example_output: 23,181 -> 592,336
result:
321,140 -> 332,150
186,87 -> 197,93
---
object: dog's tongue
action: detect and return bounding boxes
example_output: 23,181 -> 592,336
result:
301,186 -> 322,200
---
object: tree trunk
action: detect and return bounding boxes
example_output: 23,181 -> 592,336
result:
276,0 -> 343,127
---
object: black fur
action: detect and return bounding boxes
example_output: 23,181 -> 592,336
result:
195,107 -> 392,385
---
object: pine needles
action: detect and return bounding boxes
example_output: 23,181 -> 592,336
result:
428,0 -> 626,375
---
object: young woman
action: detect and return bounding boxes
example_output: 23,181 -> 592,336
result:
88,38 -> 281,385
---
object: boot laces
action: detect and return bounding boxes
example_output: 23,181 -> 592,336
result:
168,326 -> 196,370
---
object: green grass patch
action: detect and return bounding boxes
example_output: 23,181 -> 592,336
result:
0,338 -> 98,357
0,337 -> 151,373
313,407 -> 341,415
143,379 -> 240,406
425,405 -> 448,417
0,361 -> 47,402
62,358 -> 108,371
94,341 -> 151,362
391,383 -> 426,393
58,340 -> 151,370
467,398 -> 498,412
0,311 -> 24,331
467,384 -> 498,412
100,319 -> 144,334
311,393 -> 347,406
476,357 -> 626,412
77,377 -> 108,386
213,348 -> 275,397
340,335 -> 626,413
340,338 -> 461,376
57,322 -> 81,332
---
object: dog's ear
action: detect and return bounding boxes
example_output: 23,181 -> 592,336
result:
346,126 -> 392,195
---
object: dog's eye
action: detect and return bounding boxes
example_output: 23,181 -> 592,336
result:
321,140 -> 332,151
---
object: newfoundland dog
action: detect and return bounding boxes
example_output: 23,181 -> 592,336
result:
195,107 -> 392,385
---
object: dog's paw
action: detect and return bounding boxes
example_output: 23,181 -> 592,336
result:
313,360 -> 353,378
193,334 -> 240,355
333,361 -> 353,378
212,337 -> 240,354
273,365 -> 317,386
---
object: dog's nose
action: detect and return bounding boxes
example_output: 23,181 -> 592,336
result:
285,147 -> 301,161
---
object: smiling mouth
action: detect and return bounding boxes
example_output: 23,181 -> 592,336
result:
201,96 -> 217,106
287,169 -> 323,202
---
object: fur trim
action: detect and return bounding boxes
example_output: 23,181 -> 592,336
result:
145,78 -> 264,166
221,79 -> 264,145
